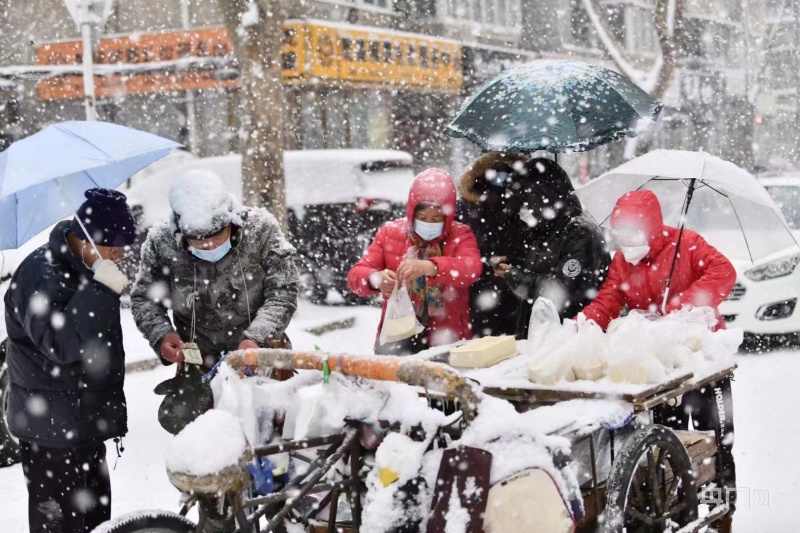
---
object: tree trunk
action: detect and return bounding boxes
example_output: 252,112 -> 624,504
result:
219,0 -> 287,228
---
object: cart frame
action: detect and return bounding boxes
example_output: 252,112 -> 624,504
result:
161,349 -> 735,533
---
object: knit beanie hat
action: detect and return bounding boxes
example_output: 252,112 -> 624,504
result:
70,188 -> 137,247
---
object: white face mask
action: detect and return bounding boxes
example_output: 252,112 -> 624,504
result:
413,220 -> 445,241
621,245 -> 650,265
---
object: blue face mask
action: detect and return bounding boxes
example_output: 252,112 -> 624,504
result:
190,238 -> 232,263
413,220 -> 445,241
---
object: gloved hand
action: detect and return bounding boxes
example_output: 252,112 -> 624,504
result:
93,259 -> 129,294
160,332 -> 185,364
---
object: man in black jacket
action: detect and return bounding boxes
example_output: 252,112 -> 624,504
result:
495,158 -> 610,338
5,188 -> 135,533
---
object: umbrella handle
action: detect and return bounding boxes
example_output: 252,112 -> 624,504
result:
55,179 -> 102,258
661,288 -> 670,315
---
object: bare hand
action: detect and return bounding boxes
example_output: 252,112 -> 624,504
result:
370,269 -> 398,297
397,259 -> 437,283
490,256 -> 512,277
238,338 -> 260,350
160,332 -> 184,364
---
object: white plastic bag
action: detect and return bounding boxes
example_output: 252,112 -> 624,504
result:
293,383 -> 344,441
526,297 -> 562,355
378,282 -> 424,346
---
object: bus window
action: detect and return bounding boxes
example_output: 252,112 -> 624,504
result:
283,52 -> 297,70
407,43 -> 416,65
441,51 -> 450,67
420,45 -> 428,68
126,47 -> 138,63
284,28 -> 297,47
356,39 -> 366,61
383,41 -> 392,63
342,38 -> 353,61
395,42 -> 404,65
370,41 -> 380,62
431,47 -> 439,68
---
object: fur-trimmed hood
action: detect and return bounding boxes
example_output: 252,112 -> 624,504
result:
459,152 -> 530,204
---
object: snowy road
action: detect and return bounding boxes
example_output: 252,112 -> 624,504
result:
0,302 -> 796,531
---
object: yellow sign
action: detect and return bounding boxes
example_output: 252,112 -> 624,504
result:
35,21 -> 463,100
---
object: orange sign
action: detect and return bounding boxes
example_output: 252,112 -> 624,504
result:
36,27 -> 234,100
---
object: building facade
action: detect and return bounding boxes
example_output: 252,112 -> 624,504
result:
0,0 -> 767,178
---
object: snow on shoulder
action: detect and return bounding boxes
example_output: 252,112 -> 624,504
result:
165,409 -> 250,477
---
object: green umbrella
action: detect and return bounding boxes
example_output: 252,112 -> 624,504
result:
446,60 -> 662,153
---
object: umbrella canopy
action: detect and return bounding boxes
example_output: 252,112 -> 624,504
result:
445,60 -> 662,153
576,150 -> 798,263
0,121 -> 181,250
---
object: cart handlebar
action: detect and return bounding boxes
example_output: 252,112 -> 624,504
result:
226,349 -> 483,422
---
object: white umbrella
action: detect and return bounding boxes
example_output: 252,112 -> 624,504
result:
576,150 -> 799,310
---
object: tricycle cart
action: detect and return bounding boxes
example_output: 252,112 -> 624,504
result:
98,349 -> 735,533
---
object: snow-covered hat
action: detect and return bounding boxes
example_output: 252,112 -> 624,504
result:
169,170 -> 239,239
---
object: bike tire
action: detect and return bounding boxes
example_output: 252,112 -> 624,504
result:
92,510 -> 196,533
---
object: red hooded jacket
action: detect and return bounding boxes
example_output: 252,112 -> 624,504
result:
347,168 -> 482,347
582,190 -> 736,331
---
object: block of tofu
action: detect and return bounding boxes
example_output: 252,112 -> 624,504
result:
449,336 -> 517,368
607,362 -> 650,384
528,360 -> 576,386
573,363 -> 604,381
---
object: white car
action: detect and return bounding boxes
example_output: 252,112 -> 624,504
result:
718,176 -> 800,349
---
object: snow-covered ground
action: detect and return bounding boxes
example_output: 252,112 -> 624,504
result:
0,301 -> 795,531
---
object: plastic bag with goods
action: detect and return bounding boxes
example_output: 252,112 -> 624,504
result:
379,282 -> 425,345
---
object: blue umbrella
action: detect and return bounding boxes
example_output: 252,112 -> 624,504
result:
446,60 -> 662,153
0,121 -> 181,250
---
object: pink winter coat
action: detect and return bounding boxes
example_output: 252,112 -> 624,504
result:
347,168 -> 482,347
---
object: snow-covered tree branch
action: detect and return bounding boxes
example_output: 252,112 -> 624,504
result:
581,0 -> 683,100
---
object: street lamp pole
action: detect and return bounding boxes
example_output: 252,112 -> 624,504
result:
80,20 -> 97,121
64,0 -> 115,121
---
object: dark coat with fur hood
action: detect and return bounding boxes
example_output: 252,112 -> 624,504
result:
457,153 -> 609,338
456,152 -> 531,337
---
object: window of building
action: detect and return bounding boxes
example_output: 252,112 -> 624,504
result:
440,0 -> 520,28
357,0 -> 389,9
569,0 -> 594,49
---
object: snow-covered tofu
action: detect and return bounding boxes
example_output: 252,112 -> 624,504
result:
449,335 -> 517,368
